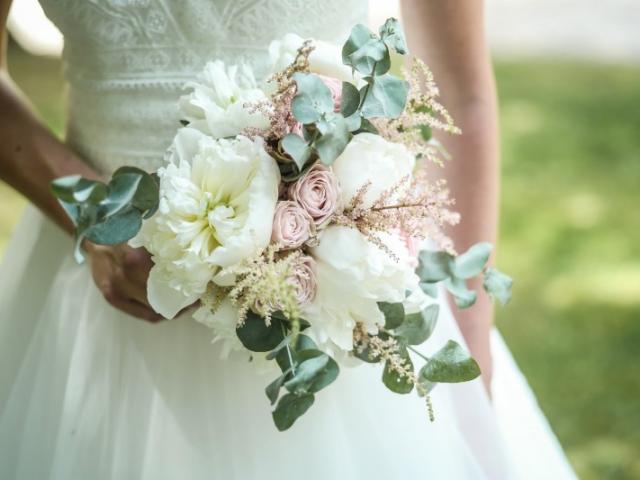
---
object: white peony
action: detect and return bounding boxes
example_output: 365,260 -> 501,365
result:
331,132 -> 416,209
179,60 -> 270,139
304,226 -> 419,350
268,33 -> 356,83
131,128 -> 280,319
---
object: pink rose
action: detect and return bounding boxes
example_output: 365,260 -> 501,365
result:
289,255 -> 317,307
271,200 -> 316,249
318,75 -> 342,112
289,163 -> 341,226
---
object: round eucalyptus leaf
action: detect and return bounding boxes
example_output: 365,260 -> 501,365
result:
275,333 -> 317,373
280,134 -> 312,171
114,167 -> 160,217
395,304 -> 439,345
379,17 -> 408,55
291,73 -> 334,124
445,277 -> 478,310
272,393 -> 315,431
345,38 -> 390,75
286,349 -> 339,394
378,301 -> 405,330
419,340 -> 481,383
314,113 -> 351,165
84,208 -> 143,245
236,312 -> 285,352
483,267 -> 514,306
361,74 -> 409,119
416,250 -> 455,283
382,347 -> 414,394
453,242 -> 493,279
102,173 -> 143,216
265,374 -> 287,406
342,23 -> 376,65
340,81 -> 361,117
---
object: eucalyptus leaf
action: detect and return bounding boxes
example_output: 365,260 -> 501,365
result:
281,134 -> 312,171
113,167 -> 159,217
453,242 -> 493,279
394,304 -> 439,345
265,374 -> 287,405
361,74 -> 409,119
272,393 -> 315,431
379,17 -> 408,55
101,173 -> 143,217
340,81 -> 361,117
382,347 -> 414,394
275,334 -> 317,373
378,301 -> 405,330
419,281 -> 439,299
346,38 -> 390,75
292,73 -> 334,124
445,277 -> 478,309
314,113 -> 351,165
344,113 -> 362,132
419,340 -> 481,383
356,117 -> 379,135
236,312 -> 285,352
51,175 -> 108,204
84,208 -> 142,245
483,267 -> 514,306
342,23 -> 376,66
284,349 -> 339,394
416,250 -> 455,283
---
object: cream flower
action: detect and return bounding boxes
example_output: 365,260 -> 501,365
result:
304,225 -> 419,350
268,33 -> 356,83
131,128 -> 280,319
331,133 -> 416,209
179,60 -> 270,138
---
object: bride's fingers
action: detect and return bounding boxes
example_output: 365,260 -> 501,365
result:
118,277 -> 151,309
121,247 -> 153,286
110,296 -> 163,323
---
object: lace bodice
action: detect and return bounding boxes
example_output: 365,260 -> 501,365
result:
38,0 -> 368,173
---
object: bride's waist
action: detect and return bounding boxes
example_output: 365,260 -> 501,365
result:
66,85 -> 184,174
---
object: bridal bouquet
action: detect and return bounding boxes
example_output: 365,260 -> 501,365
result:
52,19 -> 512,431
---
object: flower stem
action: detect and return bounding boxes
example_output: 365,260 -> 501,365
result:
407,345 -> 430,362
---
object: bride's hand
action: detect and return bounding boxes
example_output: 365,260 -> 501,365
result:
85,242 -> 163,323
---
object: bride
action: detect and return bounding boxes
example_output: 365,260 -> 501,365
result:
0,0 -> 577,478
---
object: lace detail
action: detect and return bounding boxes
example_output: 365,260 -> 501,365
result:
37,0 -> 368,173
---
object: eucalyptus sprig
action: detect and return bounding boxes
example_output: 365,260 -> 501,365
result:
50,167 -> 159,262
279,18 -> 410,180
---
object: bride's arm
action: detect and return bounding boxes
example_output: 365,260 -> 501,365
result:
400,0 -> 499,393
0,1 -> 161,322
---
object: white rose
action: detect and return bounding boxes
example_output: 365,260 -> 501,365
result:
131,128 -> 280,319
268,33 -> 356,82
303,225 -> 419,350
179,60 -> 270,138
331,133 -> 416,209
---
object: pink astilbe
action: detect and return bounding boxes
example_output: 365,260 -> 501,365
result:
332,164 -> 459,259
374,57 -> 461,166
244,40 -> 315,147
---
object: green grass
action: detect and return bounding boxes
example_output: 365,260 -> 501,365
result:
2,45 -> 639,479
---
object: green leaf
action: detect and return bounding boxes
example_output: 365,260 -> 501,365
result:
281,134 -> 312,171
51,175 -> 108,204
453,242 -> 493,279
340,81 -> 360,117
378,301 -> 405,330
356,117 -> 379,135
84,207 -> 142,245
419,281 -> 439,298
419,340 -> 481,383
379,17 -> 408,55
101,173 -> 143,216
236,312 -> 285,352
113,167 -> 159,217
418,124 -> 433,142
265,374 -> 287,405
291,73 -> 334,124
394,304 -> 439,345
416,250 -> 455,283
284,349 -> 339,394
347,39 -> 390,75
344,113 -> 362,132
382,346 -> 414,394
361,74 -> 409,119
342,24 -> 376,65
275,334 -> 317,373
483,267 -> 514,306
272,393 -> 315,431
445,277 -> 478,309
314,113 -> 351,165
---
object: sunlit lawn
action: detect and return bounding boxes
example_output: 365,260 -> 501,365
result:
2,44 -> 639,479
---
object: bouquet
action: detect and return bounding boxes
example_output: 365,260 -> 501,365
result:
51,18 -> 513,431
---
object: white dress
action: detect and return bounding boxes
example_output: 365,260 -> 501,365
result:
0,1 -> 578,479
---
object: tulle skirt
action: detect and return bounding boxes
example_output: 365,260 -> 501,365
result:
0,206 -> 577,479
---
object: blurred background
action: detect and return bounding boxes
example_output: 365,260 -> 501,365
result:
2,1 -> 639,478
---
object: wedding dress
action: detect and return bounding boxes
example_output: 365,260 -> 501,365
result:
0,1 -> 578,479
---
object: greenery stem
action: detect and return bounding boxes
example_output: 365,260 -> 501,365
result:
407,345 -> 430,362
